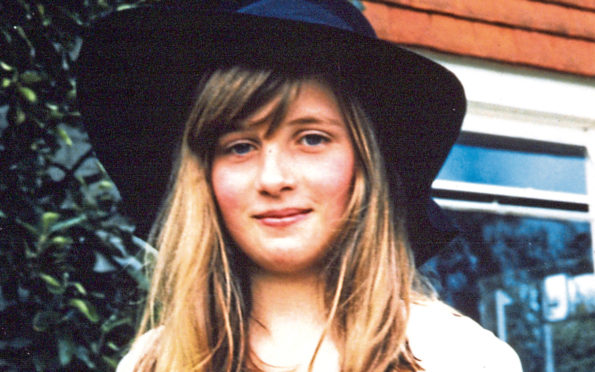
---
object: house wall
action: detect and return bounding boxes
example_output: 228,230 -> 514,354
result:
362,0 -> 595,76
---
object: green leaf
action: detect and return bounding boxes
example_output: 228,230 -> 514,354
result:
36,4 -> 52,27
48,285 -> 65,295
90,291 -> 106,299
68,299 -> 99,323
72,282 -> 87,296
45,102 -> 58,110
90,341 -> 100,353
24,240 -> 37,259
102,355 -> 119,368
50,235 -> 73,247
39,273 -> 66,295
114,255 -> 149,290
36,3 -> 45,17
17,86 -> 38,104
0,61 -> 14,71
93,251 -> 117,273
13,107 -> 26,125
74,345 -> 95,368
56,127 -> 72,146
32,311 -> 61,332
39,273 -> 61,288
58,337 -> 75,366
133,236 -> 158,259
98,180 -> 113,190
47,103 -> 64,120
15,217 -> 39,236
97,0 -> 110,9
66,88 -> 76,102
41,212 -> 60,234
14,25 -> 28,41
101,315 -> 132,333
49,214 -> 87,233
20,71 -> 43,84
116,4 -> 138,11
95,160 -> 108,176
1,78 -> 11,88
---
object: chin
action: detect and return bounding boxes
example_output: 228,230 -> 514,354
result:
253,254 -> 325,275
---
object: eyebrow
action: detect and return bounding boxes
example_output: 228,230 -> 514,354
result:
260,115 -> 345,138
286,116 -> 345,128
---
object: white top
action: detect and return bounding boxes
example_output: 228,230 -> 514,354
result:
407,301 -> 523,371
116,328 -> 158,372
117,301 -> 523,371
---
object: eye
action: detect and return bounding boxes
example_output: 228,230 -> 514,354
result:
299,133 -> 329,146
226,142 -> 255,155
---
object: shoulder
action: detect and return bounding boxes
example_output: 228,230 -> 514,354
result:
407,300 -> 523,372
116,328 -> 161,372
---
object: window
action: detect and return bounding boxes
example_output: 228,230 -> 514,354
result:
418,51 -> 595,372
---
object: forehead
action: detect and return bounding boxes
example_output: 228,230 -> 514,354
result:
238,78 -> 344,135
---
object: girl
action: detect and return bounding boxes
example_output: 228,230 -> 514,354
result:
77,1 -> 523,371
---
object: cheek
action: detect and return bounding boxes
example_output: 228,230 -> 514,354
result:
311,152 -> 355,205
211,165 -> 243,218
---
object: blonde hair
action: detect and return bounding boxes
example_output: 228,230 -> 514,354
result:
134,66 -> 424,371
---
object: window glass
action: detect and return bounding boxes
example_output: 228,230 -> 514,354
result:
421,210 -> 592,372
437,142 -> 587,194
422,211 -> 592,316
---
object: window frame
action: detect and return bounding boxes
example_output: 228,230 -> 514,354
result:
416,49 -> 595,272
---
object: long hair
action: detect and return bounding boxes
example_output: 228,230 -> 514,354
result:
133,66 -> 424,371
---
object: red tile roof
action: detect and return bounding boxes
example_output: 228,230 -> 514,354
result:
363,0 -> 595,76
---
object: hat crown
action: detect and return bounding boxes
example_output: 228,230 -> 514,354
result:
238,0 -> 376,37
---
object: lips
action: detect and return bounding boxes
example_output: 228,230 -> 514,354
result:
253,208 -> 312,227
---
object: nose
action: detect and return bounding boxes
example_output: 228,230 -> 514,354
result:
256,146 -> 295,197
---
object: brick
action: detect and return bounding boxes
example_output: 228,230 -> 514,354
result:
364,2 -> 595,76
372,0 -> 595,40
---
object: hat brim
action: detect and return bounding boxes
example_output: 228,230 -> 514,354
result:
77,6 -> 465,263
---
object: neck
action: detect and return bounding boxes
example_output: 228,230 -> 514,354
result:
248,268 -> 340,371
249,268 -> 328,331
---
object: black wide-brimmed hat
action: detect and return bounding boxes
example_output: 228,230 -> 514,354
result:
77,0 -> 465,264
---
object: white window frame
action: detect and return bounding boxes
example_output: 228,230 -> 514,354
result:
416,50 -> 595,271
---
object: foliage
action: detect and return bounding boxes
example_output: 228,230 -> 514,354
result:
553,316 -> 595,372
0,1 -> 156,370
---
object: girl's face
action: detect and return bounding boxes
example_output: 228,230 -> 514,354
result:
211,79 -> 355,275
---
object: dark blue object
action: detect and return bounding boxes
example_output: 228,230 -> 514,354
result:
77,0 -> 466,263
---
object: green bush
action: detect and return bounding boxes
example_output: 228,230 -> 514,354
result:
553,316 -> 595,372
0,1 -> 154,370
